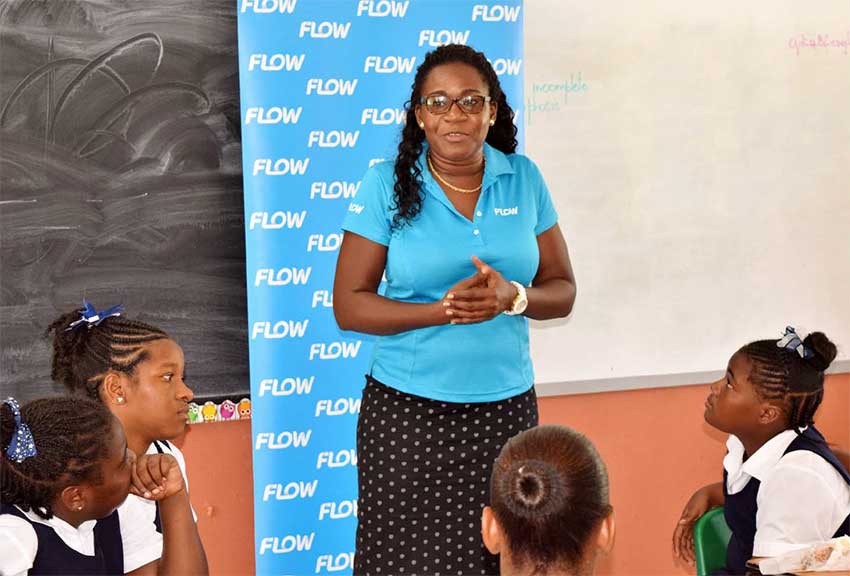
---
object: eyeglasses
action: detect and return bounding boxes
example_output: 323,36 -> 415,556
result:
419,94 -> 492,115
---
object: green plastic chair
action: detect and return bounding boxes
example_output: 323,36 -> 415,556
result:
694,507 -> 732,576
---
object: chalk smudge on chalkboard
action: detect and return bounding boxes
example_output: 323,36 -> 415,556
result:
0,0 -> 247,402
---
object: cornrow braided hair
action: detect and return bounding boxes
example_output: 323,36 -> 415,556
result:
46,307 -> 168,399
741,331 -> 837,433
1,396 -> 114,519
393,43 -> 518,229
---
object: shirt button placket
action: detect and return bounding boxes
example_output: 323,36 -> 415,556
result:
473,210 -> 484,244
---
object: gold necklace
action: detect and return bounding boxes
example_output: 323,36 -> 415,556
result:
427,153 -> 485,194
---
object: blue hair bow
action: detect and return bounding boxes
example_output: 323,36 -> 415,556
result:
65,299 -> 123,332
776,326 -> 814,359
3,398 -> 37,464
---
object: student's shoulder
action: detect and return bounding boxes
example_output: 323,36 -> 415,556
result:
771,449 -> 850,493
0,513 -> 38,572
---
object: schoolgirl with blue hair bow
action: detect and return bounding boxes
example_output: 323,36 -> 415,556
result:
673,328 -> 849,574
0,395 -> 207,575
42,300 -> 206,574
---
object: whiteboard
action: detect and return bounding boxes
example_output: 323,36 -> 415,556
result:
523,0 -> 850,393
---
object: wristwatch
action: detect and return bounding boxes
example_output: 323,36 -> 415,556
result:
504,281 -> 528,316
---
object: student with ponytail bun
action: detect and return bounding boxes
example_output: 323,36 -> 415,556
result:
45,300 -> 205,573
0,396 -> 207,575
673,328 -> 850,574
482,425 -> 615,576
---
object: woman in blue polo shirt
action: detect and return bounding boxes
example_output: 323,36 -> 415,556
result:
335,44 -> 577,576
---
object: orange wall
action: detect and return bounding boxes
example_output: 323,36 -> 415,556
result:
178,374 -> 849,575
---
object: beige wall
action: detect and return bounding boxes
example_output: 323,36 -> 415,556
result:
178,374 -> 849,575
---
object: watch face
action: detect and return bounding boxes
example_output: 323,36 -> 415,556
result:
508,282 -> 528,315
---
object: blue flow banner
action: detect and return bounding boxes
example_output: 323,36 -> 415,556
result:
236,0 -> 523,573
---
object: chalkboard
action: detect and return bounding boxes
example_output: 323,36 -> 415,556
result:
0,0 -> 248,403
524,0 -> 850,394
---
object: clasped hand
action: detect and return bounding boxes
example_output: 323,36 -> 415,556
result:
441,256 -> 518,325
130,452 -> 186,501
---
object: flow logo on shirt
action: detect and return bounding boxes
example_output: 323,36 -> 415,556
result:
494,206 -> 519,216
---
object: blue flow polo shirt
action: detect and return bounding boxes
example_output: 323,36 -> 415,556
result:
341,142 -> 558,403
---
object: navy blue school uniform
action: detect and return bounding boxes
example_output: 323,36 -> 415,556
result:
0,504 -> 123,575
0,441 -> 193,575
723,427 -> 850,574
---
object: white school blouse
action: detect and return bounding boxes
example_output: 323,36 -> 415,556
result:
724,429 -> 850,557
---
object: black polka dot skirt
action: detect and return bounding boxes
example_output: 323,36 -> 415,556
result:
354,375 -> 539,576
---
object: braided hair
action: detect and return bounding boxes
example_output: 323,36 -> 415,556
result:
740,331 -> 837,432
1,396 -> 114,519
392,44 -> 518,229
46,307 -> 168,399
490,425 -> 612,574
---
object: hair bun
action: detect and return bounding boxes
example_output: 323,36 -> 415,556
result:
504,459 -> 562,516
803,331 -> 837,372
46,308 -> 92,385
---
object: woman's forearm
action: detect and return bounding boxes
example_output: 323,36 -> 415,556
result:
334,291 -> 449,336
524,278 -> 576,320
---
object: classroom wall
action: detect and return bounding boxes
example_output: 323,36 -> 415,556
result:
178,374 -> 849,576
